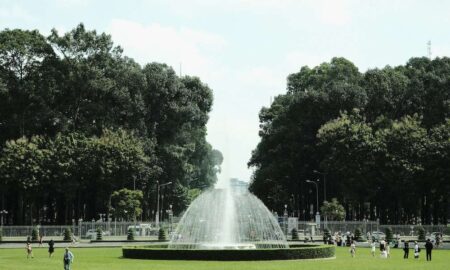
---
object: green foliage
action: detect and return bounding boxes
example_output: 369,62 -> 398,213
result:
96,227 -> 103,241
158,228 -> 167,241
127,228 -> 135,241
354,228 -> 362,241
418,227 -> 426,241
249,57 -> 450,224
111,188 -> 143,221
0,24 -> 219,225
291,228 -> 299,241
323,229 -> 331,243
122,245 -> 335,260
320,198 -> 346,221
31,227 -> 39,241
385,227 -> 393,243
63,228 -> 72,241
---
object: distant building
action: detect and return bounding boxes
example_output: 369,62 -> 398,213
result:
230,178 -> 249,193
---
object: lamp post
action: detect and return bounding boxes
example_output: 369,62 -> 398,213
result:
155,181 -> 172,227
167,204 -> 173,234
306,179 -> 320,227
283,204 -> 288,235
313,170 -> 327,202
0,210 -> 7,227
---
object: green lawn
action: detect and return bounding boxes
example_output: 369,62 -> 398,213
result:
0,246 -> 448,270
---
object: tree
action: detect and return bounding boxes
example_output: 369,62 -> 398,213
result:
158,228 -> 166,241
31,227 -> 39,241
111,188 -> 143,221
354,228 -> 362,242
63,228 -> 72,241
96,227 -> 103,241
291,228 -> 299,241
418,226 -> 426,241
385,227 -> 393,243
320,198 -> 346,221
127,227 -> 135,241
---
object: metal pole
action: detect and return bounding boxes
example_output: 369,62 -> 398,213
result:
156,181 -> 160,227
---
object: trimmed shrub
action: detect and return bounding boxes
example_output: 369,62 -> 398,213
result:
96,227 -> 103,241
31,227 -> 39,241
418,226 -> 426,241
385,227 -> 393,243
354,228 -> 362,241
291,228 -> 299,240
127,227 -> 135,241
158,228 -> 166,241
63,227 -> 72,241
122,245 -> 335,261
323,228 -> 331,244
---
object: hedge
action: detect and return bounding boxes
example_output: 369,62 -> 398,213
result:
122,244 -> 335,261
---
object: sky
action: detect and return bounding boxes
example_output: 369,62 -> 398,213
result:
1,0 -> 450,181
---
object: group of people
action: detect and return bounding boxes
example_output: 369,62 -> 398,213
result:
354,238 -> 435,261
25,241 -> 75,269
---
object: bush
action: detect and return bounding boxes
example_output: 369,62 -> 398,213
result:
122,245 -> 335,261
31,227 -> 39,241
96,227 -> 103,241
385,227 -> 393,243
323,228 -> 331,244
291,228 -> 299,240
158,228 -> 166,241
63,227 -> 72,241
418,226 -> 426,241
127,228 -> 135,241
354,228 -> 362,241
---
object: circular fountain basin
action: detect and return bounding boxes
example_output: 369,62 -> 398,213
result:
122,244 -> 336,261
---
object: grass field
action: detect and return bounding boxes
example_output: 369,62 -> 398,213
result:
0,246 -> 448,270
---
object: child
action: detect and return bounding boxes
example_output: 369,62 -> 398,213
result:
350,241 -> 356,257
26,242 -> 33,259
371,240 -> 376,257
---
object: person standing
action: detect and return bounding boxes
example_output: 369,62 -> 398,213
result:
63,247 -> 74,270
38,234 -> 44,247
386,241 -> 391,258
48,239 -> 55,258
26,242 -> 33,259
414,241 -> 420,259
425,238 -> 433,261
403,240 -> 409,259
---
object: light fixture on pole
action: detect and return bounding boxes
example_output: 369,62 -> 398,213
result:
156,181 -> 172,227
306,179 -> 320,227
313,170 -> 327,202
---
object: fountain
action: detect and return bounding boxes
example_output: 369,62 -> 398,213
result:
168,177 -> 288,250
123,175 -> 335,260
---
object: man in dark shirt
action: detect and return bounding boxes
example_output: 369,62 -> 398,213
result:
403,240 -> 409,259
425,238 -> 433,261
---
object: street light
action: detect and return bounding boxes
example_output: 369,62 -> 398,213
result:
313,170 -> 327,202
0,210 -> 8,227
306,179 -> 320,223
156,181 -> 172,227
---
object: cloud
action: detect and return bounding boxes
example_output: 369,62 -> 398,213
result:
108,19 -> 226,80
0,2 -> 33,23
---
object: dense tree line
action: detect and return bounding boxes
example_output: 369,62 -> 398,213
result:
249,57 -> 450,225
0,24 -> 222,225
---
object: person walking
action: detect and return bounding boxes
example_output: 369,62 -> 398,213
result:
386,241 -> 391,258
414,241 -> 420,259
403,240 -> 409,259
370,240 -> 376,257
38,234 -> 44,247
48,239 -> 55,258
425,238 -> 433,261
63,247 -> 74,270
350,240 -> 356,258
26,242 -> 33,259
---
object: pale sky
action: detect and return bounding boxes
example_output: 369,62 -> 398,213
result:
2,0 -> 450,181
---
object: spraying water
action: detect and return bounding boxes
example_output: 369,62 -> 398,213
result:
168,173 -> 288,249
